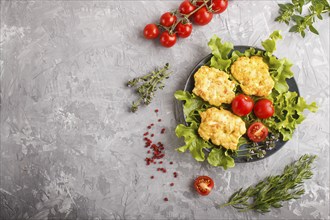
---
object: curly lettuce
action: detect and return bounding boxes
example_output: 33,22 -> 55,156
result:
174,90 -> 235,169
265,91 -> 318,141
208,35 -> 233,71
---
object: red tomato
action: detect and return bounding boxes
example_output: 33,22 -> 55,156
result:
160,12 -> 177,27
143,24 -> 160,39
193,7 -> 213,25
194,176 -> 214,196
247,122 -> 269,142
179,0 -> 197,15
211,0 -> 228,14
254,99 -> 275,119
195,0 -> 205,6
231,94 -> 254,116
160,31 -> 177,48
175,22 -> 193,38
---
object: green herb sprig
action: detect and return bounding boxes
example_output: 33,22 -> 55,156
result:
221,154 -> 317,213
235,133 -> 280,160
275,0 -> 330,37
127,63 -> 172,112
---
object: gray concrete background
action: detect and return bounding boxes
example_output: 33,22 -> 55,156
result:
0,0 -> 329,219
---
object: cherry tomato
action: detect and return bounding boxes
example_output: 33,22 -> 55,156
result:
175,22 -> 193,38
143,24 -> 160,39
193,7 -> 213,25
247,122 -> 269,142
254,99 -> 275,119
160,12 -> 177,27
194,176 -> 214,196
195,0 -> 204,6
211,0 -> 228,14
160,31 -> 177,48
179,0 -> 197,15
231,94 -> 254,116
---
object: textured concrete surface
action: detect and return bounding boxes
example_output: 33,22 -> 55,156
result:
0,0 -> 329,219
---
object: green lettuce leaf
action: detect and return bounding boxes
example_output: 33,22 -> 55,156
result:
175,122 -> 211,162
230,48 -> 260,62
261,30 -> 283,54
207,148 -> 235,170
174,90 -> 210,122
268,56 -> 294,93
208,35 -> 233,71
265,91 -> 318,141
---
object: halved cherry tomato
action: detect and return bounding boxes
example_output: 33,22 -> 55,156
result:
160,12 -> 177,27
175,22 -> 193,38
231,94 -> 254,116
247,122 -> 269,142
254,99 -> 275,119
193,7 -> 213,25
194,176 -> 214,196
160,31 -> 177,48
143,24 -> 160,39
179,0 -> 197,15
211,0 -> 228,14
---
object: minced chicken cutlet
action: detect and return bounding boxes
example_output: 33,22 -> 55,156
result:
193,66 -> 235,106
231,56 -> 274,97
198,107 -> 246,150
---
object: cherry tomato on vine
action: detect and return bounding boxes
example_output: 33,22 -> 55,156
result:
160,12 -> 177,27
143,24 -> 160,39
160,31 -> 177,48
254,99 -> 275,119
195,0 -> 204,6
194,176 -> 214,196
193,7 -> 213,25
211,0 -> 228,14
175,22 -> 193,38
179,0 -> 197,15
231,94 -> 254,116
247,122 -> 269,142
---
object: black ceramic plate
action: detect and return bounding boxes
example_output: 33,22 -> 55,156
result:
183,46 -> 299,163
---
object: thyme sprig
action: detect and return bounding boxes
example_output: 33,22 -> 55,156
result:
128,63 -> 172,112
275,0 -> 330,37
221,154 -> 317,213
235,133 -> 280,160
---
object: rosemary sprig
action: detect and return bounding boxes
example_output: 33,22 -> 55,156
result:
127,63 -> 172,112
221,154 -> 317,213
275,0 -> 330,37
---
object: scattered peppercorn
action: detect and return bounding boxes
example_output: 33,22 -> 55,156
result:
142,109 -> 178,201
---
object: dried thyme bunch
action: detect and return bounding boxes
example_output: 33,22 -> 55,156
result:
221,154 -> 317,213
127,63 -> 172,112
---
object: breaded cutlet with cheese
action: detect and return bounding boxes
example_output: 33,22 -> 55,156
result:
231,56 -> 274,97
193,66 -> 236,106
198,107 -> 246,150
